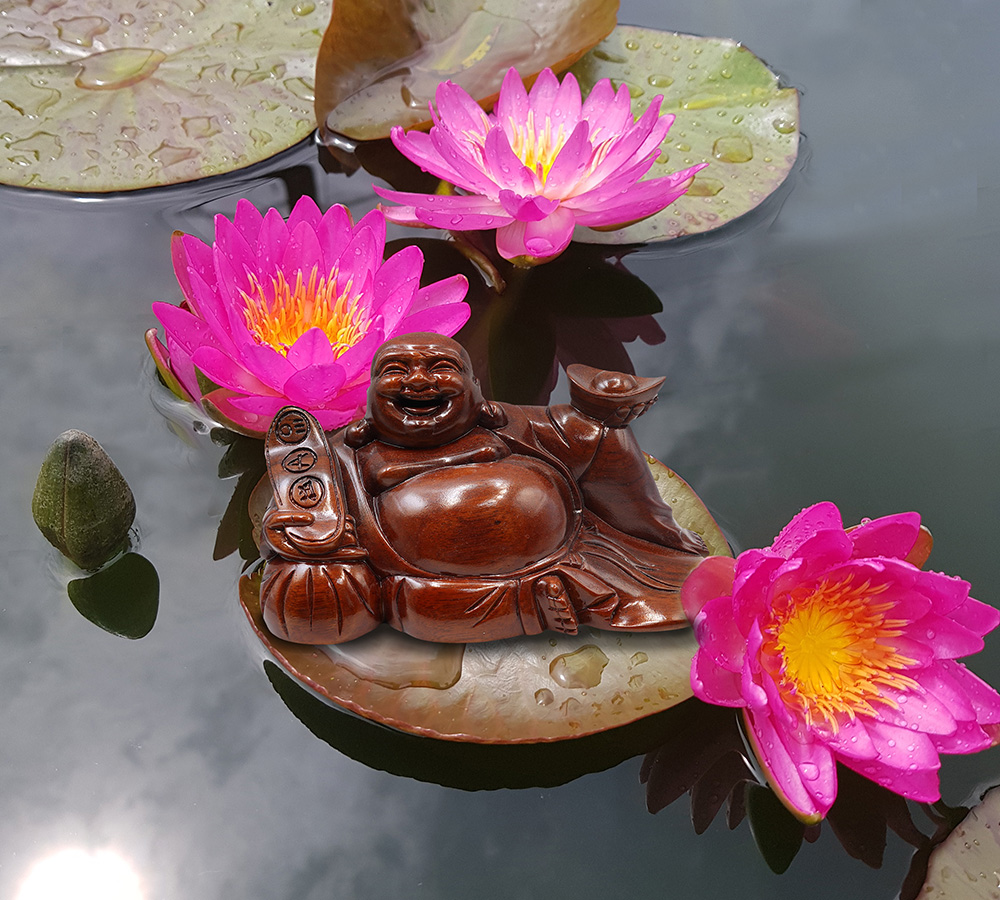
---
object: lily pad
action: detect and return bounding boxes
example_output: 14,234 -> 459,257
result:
240,457 -> 729,743
0,0 -> 330,191
316,0 -> 618,141
569,25 -> 799,243
920,787 -> 1000,899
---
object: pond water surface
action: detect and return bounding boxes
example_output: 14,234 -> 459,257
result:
2,0 -> 999,897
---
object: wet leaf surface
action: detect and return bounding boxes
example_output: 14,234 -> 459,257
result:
240,458 -> 728,743
316,0 -> 618,141
0,0 -> 330,191
569,25 -> 799,243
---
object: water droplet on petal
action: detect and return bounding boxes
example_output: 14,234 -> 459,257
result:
800,763 -> 820,781
450,215 -> 463,225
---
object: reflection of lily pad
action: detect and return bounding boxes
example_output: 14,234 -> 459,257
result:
0,0 -> 330,191
569,26 -> 799,243
240,459 -> 729,743
316,0 -> 618,141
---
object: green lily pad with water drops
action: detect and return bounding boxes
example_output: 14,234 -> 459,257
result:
240,456 -> 729,744
0,0 -> 330,192
569,25 -> 799,243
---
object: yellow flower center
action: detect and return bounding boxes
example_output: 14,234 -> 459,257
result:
241,266 -> 369,357
762,574 -> 918,731
506,110 -> 570,183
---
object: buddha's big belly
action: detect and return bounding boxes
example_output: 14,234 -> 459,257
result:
375,456 -> 576,576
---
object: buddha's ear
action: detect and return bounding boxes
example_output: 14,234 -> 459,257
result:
344,417 -> 376,448
478,401 -> 508,430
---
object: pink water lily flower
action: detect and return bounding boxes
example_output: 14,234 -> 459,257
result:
374,67 -> 706,266
148,197 -> 470,434
683,502 -> 1000,823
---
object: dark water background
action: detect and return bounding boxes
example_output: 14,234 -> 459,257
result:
2,0 -> 999,897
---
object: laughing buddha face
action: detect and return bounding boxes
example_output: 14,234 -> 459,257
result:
367,334 -> 484,448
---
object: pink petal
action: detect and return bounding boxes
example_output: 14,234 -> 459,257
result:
190,346 -> 275,397
433,79 -> 491,138
282,363 -> 348,406
286,327 -> 336,369
333,222 -> 378,290
865,719 -> 942,770
681,555 -> 736,621
581,79 -> 630,137
821,714 -> 878,760
542,120 -> 593,198
152,301 -> 229,359
286,195 -> 323,231
170,232 -> 211,307
162,332 -> 200,402
692,594 -> 745,673
691,649 -> 744,706
942,661 -> 1000,724
256,207 -> 291,276
371,244 -> 422,331
577,99 -> 666,189
929,719 -> 994,755
848,512 -> 921,560
207,392 -> 277,434
913,569 -> 975,615
394,301 -> 471,337
410,273 -> 470,314
211,215 -> 257,294
569,165 -> 704,228
495,67 -> 530,134
236,341 -> 297,391
389,126 -> 466,185
375,187 -> 511,230
334,323 -> 388,382
740,622 -> 769,710
484,127 -> 539,195
224,391 -> 291,422
771,502 -> 845,558
839,754 -> 940,803
281,219 -> 325,281
429,122 -> 498,195
916,612 -> 987,658
875,684 -> 959,736
353,207 -> 387,266
498,190 -> 560,222
549,70 -> 583,130
526,68 -> 561,122
316,204 -> 355,273
525,207 -> 577,260
232,198 -> 264,244
316,381 -> 369,413
745,708 -> 830,822
949,596 -> 1000,637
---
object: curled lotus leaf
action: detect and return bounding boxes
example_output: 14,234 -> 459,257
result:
316,0 -> 618,142
569,25 -> 799,243
0,0 -> 330,192
241,456 -> 729,743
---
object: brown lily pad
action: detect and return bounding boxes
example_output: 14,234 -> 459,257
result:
0,0 -> 330,191
316,0 -> 618,141
240,455 -> 729,743
569,25 -> 799,242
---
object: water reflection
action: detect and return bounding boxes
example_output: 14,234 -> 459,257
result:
16,848 -> 144,900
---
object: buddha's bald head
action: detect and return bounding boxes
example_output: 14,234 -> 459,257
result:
367,333 -> 483,448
